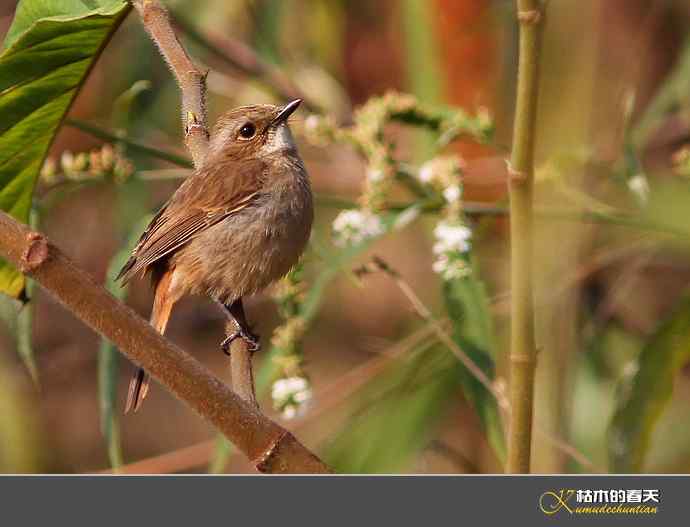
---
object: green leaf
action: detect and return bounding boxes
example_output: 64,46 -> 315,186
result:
0,0 -> 130,298
324,343 -> 460,473
608,297 -> 690,473
442,256 -> 505,461
98,214 -> 153,469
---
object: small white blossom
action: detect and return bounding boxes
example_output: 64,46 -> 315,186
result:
418,162 -> 434,183
628,174 -> 649,204
271,376 -> 312,420
432,255 -> 449,274
431,221 -> 473,281
433,222 -> 472,254
60,150 -> 74,173
332,209 -> 385,246
443,184 -> 461,203
282,405 -> 298,419
304,114 -> 320,133
432,253 -> 471,280
367,167 -> 385,183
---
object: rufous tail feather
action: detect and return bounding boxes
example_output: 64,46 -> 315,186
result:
124,269 -> 176,413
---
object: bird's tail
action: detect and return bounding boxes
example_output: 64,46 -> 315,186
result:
125,368 -> 150,413
124,269 -> 175,414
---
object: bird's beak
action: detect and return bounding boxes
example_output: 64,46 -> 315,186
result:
272,99 -> 302,125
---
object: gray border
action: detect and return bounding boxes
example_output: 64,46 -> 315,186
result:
0,475 -> 685,526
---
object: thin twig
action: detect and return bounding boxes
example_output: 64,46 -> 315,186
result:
131,0 -> 209,166
103,440 -> 215,475
0,211 -> 330,473
65,118 -> 193,168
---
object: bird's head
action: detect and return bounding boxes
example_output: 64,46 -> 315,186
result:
208,99 -> 302,160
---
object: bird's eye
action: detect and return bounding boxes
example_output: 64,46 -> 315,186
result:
239,122 -> 256,139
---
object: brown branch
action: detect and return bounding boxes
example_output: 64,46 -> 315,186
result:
101,322 -> 445,474
131,0 -> 257,409
227,319 -> 258,407
131,0 -> 209,166
0,211 -> 331,473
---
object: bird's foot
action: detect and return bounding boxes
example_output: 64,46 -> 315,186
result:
220,326 -> 260,355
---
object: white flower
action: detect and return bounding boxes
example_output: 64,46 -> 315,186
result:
418,161 -> 434,183
271,376 -> 312,420
431,221 -> 473,281
432,255 -> 449,274
304,114 -> 321,133
628,174 -> 649,204
433,222 -> 472,254
282,405 -> 298,419
443,184 -> 461,203
367,167 -> 385,183
332,209 -> 385,246
433,254 -> 471,280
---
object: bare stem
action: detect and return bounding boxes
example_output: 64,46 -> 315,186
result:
506,0 -> 544,473
131,0 -> 209,166
0,211 -> 330,473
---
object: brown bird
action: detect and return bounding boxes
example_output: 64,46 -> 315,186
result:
117,99 -> 313,413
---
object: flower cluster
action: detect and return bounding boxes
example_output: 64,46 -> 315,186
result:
417,155 -> 465,214
301,92 -> 492,213
271,375 -> 312,420
270,265 -> 312,419
627,174 -> 649,205
432,221 -> 472,280
415,156 -> 474,280
40,145 -> 134,186
332,209 -> 385,247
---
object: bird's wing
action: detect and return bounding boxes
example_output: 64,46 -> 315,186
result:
117,158 -> 266,284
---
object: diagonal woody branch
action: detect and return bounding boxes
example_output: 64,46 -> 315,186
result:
131,0 -> 256,407
0,210 -> 331,473
131,0 -> 209,166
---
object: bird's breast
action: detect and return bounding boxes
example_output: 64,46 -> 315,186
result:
178,170 -> 313,302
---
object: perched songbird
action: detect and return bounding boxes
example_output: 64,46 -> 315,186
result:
117,99 -> 313,412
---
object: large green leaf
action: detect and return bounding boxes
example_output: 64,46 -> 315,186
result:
608,297 -> 690,472
443,255 -> 505,461
0,0 -> 130,297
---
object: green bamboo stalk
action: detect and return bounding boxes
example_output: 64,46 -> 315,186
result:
506,0 -> 544,473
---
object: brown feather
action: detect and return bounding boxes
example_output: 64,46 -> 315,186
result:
117,158 -> 267,284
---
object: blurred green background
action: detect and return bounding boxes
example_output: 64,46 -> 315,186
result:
1,0 -> 690,474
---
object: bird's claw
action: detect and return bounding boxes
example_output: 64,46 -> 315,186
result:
220,327 -> 260,355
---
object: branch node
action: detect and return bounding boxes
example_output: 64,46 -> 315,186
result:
254,430 -> 289,472
185,120 -> 207,138
21,232 -> 49,273
517,9 -> 541,25
506,160 -> 527,183
510,353 -> 537,366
